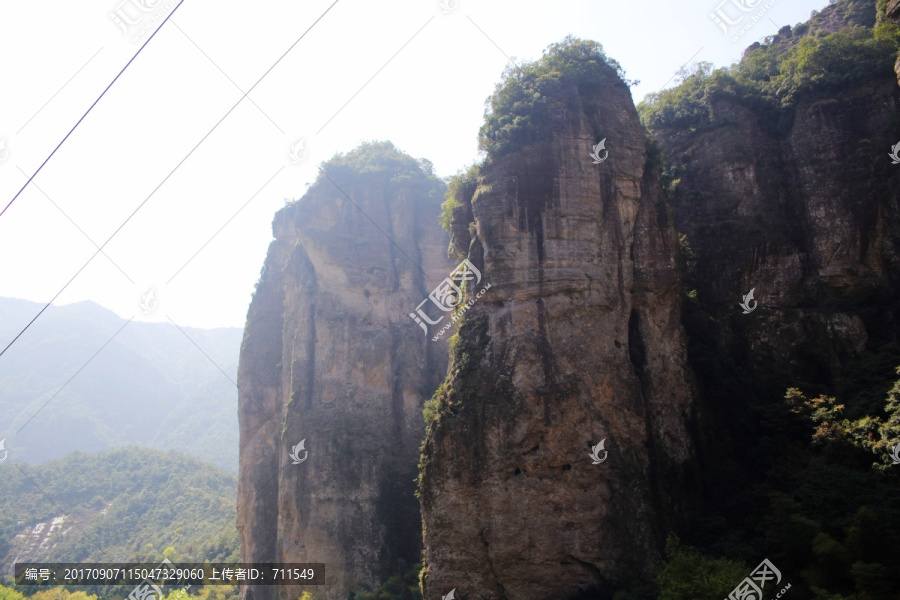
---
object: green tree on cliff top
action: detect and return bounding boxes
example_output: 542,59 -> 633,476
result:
479,35 -> 632,157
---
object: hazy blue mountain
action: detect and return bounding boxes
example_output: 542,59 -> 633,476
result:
0,298 -> 241,472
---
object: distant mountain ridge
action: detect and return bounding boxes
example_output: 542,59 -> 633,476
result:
0,297 -> 241,472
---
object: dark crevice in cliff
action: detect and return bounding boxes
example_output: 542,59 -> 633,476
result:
627,310 -> 648,377
637,5 -> 900,594
239,141 -> 450,600
627,305 -> 670,559
559,556 -> 611,600
389,327 -> 403,442
478,527 -> 508,600
303,304 -> 316,412
418,38 -> 697,598
378,181 -> 403,294
375,463 -> 421,578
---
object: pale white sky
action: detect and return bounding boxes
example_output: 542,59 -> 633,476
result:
0,0 -> 830,329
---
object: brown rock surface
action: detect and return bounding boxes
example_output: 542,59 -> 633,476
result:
418,46 -> 697,600
639,5 -> 900,532
886,0 -> 900,21
651,59 -> 900,399
237,143 -> 453,600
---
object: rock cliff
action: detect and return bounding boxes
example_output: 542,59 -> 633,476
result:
237,142 -> 452,600
418,39 -> 697,600
637,0 -> 900,567
643,0 -> 900,425
237,5 -> 900,597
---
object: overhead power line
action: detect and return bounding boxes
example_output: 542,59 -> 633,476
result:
0,0 -> 342,359
0,0 -> 188,219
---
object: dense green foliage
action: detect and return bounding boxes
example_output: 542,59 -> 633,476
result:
0,585 -> 26,600
438,164 -> 480,235
350,561 -> 421,600
313,141 -> 444,204
302,142 -> 446,272
0,582 -> 237,600
659,291 -> 900,600
653,536 -> 748,600
479,36 -> 632,157
420,316 -> 496,432
0,586 -> 98,600
629,2 -> 900,598
614,361 -> 900,599
0,447 -> 239,572
785,367 -> 900,470
638,6 -> 900,131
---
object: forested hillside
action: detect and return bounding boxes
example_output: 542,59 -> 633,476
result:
0,447 -> 239,586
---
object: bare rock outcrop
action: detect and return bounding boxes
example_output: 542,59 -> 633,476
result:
237,142 -> 452,600
651,27 -> 900,406
418,40 -> 697,600
641,0 -> 900,534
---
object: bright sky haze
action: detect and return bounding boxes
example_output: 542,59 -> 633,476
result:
0,0 -> 832,329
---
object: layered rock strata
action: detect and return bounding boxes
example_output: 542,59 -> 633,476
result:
237,144 -> 452,600
418,52 -> 697,600
651,4 -> 900,401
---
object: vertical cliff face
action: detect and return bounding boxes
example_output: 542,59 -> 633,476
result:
644,1 -> 900,406
419,40 -> 697,600
238,142 -> 452,600
630,6 -> 900,576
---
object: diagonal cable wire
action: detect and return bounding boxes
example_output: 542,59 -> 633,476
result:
316,16 -> 434,135
169,19 -> 285,134
0,1 -> 188,219
15,317 -> 134,434
465,15 -> 520,70
6,1 -> 427,563
17,166 -> 135,285
4,12 -> 426,556
657,47 -> 704,93
157,168 -> 285,423
308,17 -> 439,285
9,165 -> 283,456
17,47 -> 104,136
4,167 -> 285,562
167,166 -> 284,285
166,315 -> 279,423
13,464 -> 113,560
0,0 -> 342,360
